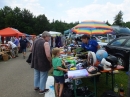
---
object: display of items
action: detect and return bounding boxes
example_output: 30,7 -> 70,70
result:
68,69 -> 89,79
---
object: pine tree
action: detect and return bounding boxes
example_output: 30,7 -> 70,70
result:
113,11 -> 123,26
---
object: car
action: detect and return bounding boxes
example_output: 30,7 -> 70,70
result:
91,36 -> 108,48
105,36 -> 130,71
111,26 -> 130,38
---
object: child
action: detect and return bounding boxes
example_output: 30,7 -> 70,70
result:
52,48 -> 68,97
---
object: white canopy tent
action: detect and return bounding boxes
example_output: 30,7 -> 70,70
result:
39,31 -> 62,37
48,31 -> 62,37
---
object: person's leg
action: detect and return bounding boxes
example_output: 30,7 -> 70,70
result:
10,49 -> 13,58
55,83 -> 59,96
59,84 -> 64,97
14,47 -> 17,57
39,71 -> 48,91
23,48 -> 26,58
34,69 -> 40,89
11,49 -> 15,58
54,76 -> 60,96
58,76 -> 65,97
16,47 -> 18,57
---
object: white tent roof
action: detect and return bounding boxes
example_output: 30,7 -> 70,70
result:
39,31 -> 62,37
48,31 -> 61,36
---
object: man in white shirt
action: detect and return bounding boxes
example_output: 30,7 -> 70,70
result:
8,41 -> 17,58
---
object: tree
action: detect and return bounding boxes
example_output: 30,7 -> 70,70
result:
34,14 -> 50,35
113,11 -> 123,26
0,6 -> 80,35
106,21 -> 111,26
124,22 -> 130,29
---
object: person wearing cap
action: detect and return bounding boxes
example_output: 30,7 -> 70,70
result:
31,31 -> 52,94
81,35 -> 100,53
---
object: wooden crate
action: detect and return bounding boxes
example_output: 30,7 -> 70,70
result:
2,54 -> 9,61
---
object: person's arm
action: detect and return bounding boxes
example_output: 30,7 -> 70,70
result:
44,42 -> 52,63
56,59 -> 68,72
57,67 -> 68,72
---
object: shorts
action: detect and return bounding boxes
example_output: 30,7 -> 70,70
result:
21,48 -> 26,52
54,76 -> 65,84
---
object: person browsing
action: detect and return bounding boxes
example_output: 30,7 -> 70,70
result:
81,35 -> 100,53
52,48 -> 68,97
31,31 -> 52,94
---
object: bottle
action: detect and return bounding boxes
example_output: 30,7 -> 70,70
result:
119,84 -> 124,97
114,84 -> 119,95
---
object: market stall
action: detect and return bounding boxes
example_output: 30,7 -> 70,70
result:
0,27 -> 24,37
57,46 -> 124,97
0,27 -> 24,61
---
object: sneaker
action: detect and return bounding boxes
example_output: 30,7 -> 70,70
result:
39,89 -> 49,94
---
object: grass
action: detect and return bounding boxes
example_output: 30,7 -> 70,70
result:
79,70 -> 128,97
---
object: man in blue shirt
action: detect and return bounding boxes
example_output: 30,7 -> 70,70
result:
81,35 -> 100,53
19,36 -> 28,59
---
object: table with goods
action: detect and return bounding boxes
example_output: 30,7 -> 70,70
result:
57,46 -> 124,97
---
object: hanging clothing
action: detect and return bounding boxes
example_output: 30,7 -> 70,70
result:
55,36 -> 59,47
55,36 -> 62,47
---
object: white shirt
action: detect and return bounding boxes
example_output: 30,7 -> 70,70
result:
8,41 -> 16,49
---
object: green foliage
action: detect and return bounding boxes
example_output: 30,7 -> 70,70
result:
1,6 -> 130,35
0,6 -> 78,35
113,11 -> 124,26
124,22 -> 130,28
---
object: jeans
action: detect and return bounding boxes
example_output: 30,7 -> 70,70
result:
34,69 -> 48,91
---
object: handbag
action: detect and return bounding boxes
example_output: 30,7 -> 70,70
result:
26,53 -> 32,63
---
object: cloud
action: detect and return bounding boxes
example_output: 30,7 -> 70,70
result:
23,0 -> 39,2
0,0 -> 130,24
67,0 -> 70,3
61,0 -> 130,24
3,0 -> 44,16
58,3 -> 63,7
93,0 -> 98,3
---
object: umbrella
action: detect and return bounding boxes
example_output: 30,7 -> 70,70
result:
72,20 -> 113,35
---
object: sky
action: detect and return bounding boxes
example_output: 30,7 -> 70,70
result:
0,0 -> 130,24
